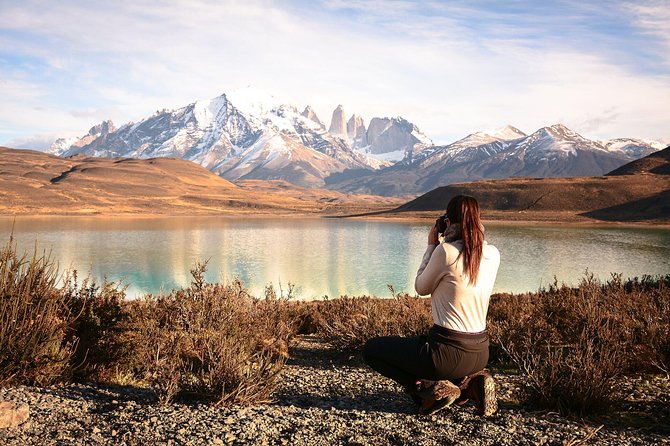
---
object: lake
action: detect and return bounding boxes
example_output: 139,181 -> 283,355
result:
1,216 -> 669,299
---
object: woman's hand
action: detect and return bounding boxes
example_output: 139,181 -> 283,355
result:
428,223 -> 439,246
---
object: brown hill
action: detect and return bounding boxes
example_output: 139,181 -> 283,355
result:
0,147 -> 401,216
607,146 -> 670,176
392,173 -> 669,224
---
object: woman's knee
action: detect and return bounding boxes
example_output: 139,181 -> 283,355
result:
362,337 -> 378,364
362,336 -> 389,364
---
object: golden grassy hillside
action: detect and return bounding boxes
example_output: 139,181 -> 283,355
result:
0,147 -> 402,216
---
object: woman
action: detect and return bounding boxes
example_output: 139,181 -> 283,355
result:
362,195 -> 500,416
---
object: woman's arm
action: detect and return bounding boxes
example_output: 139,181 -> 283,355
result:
415,243 -> 448,296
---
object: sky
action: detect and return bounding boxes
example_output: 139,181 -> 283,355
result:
1,0 -> 669,150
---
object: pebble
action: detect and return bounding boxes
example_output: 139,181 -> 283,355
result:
0,335 -> 668,445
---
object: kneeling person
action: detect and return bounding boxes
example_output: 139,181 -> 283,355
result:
363,195 -> 500,416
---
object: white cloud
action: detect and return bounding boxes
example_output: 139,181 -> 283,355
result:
4,133 -> 68,151
625,0 -> 670,66
0,0 -> 668,147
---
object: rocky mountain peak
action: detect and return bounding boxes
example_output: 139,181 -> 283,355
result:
301,106 -> 325,129
328,105 -> 348,137
87,120 -> 116,137
361,116 -> 432,160
542,123 -> 576,139
489,125 -> 526,140
347,114 -> 367,147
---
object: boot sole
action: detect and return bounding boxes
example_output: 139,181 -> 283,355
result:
480,374 -> 497,417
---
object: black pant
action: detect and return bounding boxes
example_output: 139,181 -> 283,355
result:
362,325 -> 489,390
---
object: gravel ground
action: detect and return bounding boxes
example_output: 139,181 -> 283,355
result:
1,335 -> 669,445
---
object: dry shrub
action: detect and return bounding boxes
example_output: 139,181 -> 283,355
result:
622,275 -> 670,375
64,273 -> 129,382
126,262 -> 298,405
310,288 -> 432,351
0,239 -> 79,386
488,273 -> 670,414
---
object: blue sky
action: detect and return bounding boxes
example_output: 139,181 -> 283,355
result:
1,0 -> 668,149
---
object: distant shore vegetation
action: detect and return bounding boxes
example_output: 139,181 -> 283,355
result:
1,237 -> 668,415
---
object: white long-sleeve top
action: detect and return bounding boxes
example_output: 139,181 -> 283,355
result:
415,240 -> 500,333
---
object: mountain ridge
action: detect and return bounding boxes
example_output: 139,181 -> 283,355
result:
389,146 -> 670,222
327,124 -> 659,196
46,89 -> 662,195
49,90 -> 431,188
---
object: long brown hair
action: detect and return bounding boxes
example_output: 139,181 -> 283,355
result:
446,195 -> 484,285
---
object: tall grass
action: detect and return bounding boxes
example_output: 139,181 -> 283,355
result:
0,239 -> 298,407
296,274 -> 669,415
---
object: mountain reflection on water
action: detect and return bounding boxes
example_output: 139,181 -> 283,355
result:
1,217 -> 669,299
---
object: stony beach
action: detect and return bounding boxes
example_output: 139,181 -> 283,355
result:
1,335 -> 669,446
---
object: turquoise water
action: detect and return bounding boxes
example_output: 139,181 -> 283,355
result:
1,216 -> 669,299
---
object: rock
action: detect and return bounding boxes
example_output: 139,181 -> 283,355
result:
0,401 -> 29,428
366,117 -> 392,148
347,115 -> 367,147
366,117 -> 431,156
328,105 -> 348,138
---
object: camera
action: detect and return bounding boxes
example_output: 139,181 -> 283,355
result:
435,213 -> 449,234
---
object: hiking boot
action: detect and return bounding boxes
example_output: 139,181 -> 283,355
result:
416,379 -> 461,415
405,380 -> 424,406
458,369 -> 497,416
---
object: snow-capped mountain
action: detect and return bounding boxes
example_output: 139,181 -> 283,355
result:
486,124 -> 625,177
328,124 -> 653,196
401,125 -> 527,167
49,120 -> 117,155
49,90 -> 662,195
301,106 -> 325,129
602,138 -> 664,159
318,104 -> 433,163
51,89 -> 393,187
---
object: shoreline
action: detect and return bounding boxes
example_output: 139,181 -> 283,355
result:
1,211 -> 669,228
